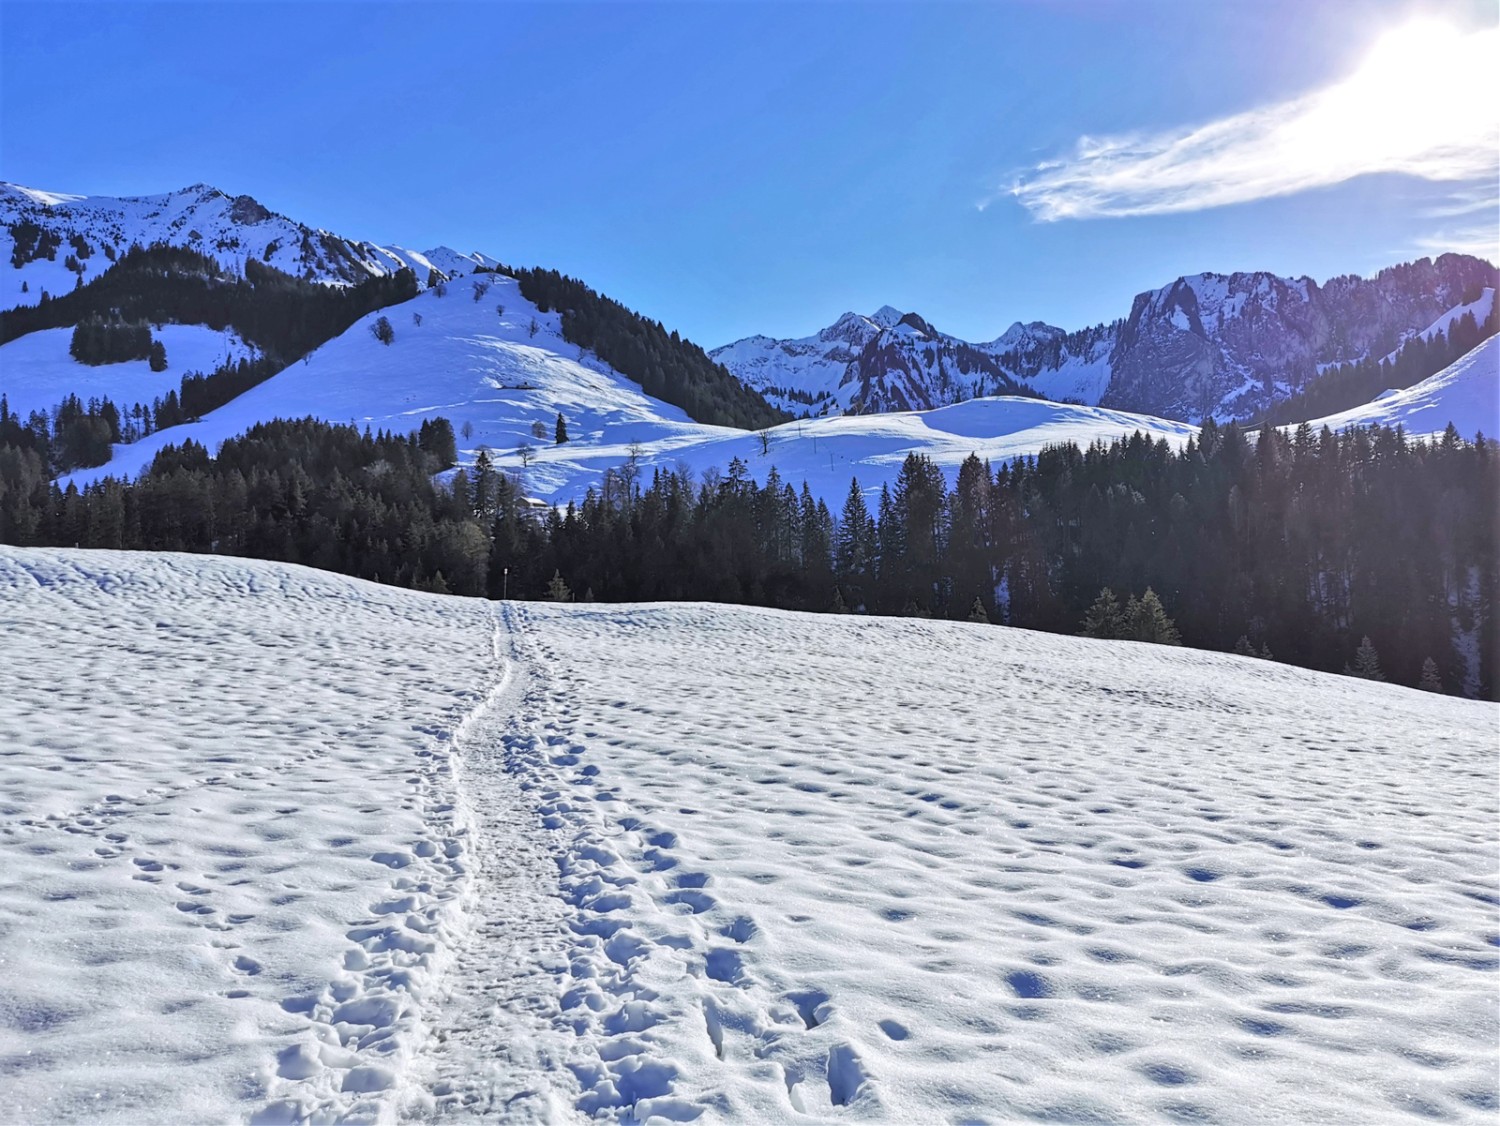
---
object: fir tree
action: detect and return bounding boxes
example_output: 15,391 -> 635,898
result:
1082,588 -> 1125,639
968,596 -> 989,624
1126,588 -> 1181,646
1346,636 -> 1385,681
148,339 -> 167,372
1418,657 -> 1443,693
555,413 -> 569,444
547,570 -> 572,602
1233,635 -> 1255,656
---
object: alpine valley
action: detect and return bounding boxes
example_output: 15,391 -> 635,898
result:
1,181 -> 1495,507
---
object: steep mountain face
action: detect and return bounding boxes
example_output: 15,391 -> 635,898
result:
712,305 -> 1036,416
0,182 -> 498,309
714,254 -> 1499,421
1104,257 -> 1497,419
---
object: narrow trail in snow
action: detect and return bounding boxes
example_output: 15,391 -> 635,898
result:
491,604 -> 857,1123
399,613 -> 577,1122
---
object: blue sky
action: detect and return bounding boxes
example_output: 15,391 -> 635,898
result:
2,1 -> 1495,347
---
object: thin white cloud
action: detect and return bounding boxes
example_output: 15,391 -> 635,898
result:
1010,20 -> 1500,222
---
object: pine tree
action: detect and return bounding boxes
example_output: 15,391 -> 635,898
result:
1346,636 -> 1385,681
148,339 -> 167,372
1418,657 -> 1443,693
967,596 -> 989,624
1233,635 -> 1255,656
1126,588 -> 1181,645
1082,588 -> 1124,639
832,588 -> 849,613
547,570 -> 572,602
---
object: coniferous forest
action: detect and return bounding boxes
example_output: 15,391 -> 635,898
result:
508,266 -> 791,430
1,411 -> 1493,698
0,246 -> 420,471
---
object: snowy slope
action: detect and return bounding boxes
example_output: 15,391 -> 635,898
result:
1304,335 -> 1500,440
0,549 -> 504,1123
0,182 -> 498,309
0,323 -> 256,416
58,279 -> 1200,503
1379,287 -> 1496,364
3,547 -> 1496,1123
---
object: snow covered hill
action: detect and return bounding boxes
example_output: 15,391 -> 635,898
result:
0,322 -> 257,416
56,278 -> 1200,504
0,182 -> 498,309
714,256 -> 1498,422
2,547 -> 1496,1123
1303,334 -> 1500,440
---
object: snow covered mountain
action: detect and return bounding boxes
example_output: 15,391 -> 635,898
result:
0,181 -> 498,309
714,255 -> 1499,422
4,547 -> 1496,1122
5,180 -> 1495,509
51,279 -> 1199,505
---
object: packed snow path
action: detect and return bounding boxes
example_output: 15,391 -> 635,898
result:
1,550 -> 1497,1124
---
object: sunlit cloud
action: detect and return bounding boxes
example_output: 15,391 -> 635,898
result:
1009,20 -> 1500,222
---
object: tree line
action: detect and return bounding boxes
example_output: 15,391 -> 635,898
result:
1258,299 -> 1497,426
1,245 -> 420,472
68,315 -> 166,369
1,411 -> 1493,698
507,265 -> 790,431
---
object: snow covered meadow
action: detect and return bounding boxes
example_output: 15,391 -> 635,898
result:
1,547 -> 1497,1123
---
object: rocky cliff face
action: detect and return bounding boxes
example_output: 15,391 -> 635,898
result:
715,254 -> 1499,421
1102,256 -> 1498,419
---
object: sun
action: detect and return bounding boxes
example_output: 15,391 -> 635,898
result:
1295,18 -> 1499,176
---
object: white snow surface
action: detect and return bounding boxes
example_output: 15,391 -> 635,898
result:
1303,335 -> 1500,441
57,284 -> 1198,504
2,547 -> 1497,1124
0,323 -> 256,416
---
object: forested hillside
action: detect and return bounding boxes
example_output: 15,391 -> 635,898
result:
511,266 -> 788,430
2,411 -> 1492,697
0,246 -> 419,470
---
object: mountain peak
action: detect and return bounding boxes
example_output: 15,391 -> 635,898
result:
870,305 -> 906,328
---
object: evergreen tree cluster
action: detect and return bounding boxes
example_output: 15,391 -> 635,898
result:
8,220 -> 61,268
1,244 -> 418,367
1,415 -> 1492,698
1260,302 -> 1497,426
2,245 -> 421,467
508,266 -> 789,430
68,315 -> 156,366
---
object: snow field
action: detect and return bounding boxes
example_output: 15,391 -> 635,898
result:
0,550 -> 504,1123
2,549 -> 1497,1123
0,323 -> 257,417
508,602 -> 1500,1123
